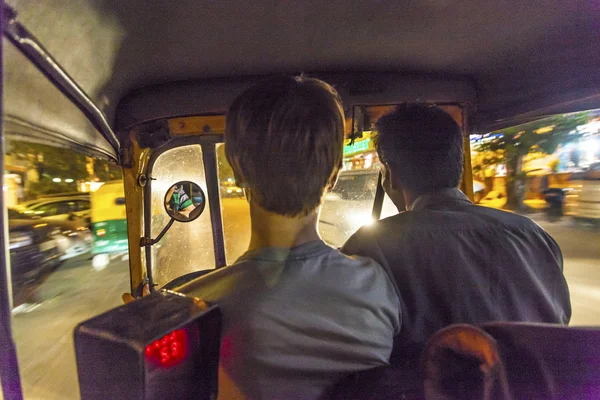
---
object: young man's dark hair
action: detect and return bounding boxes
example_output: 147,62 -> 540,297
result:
374,103 -> 463,195
225,75 -> 344,216
342,104 -> 570,367
183,76 -> 399,400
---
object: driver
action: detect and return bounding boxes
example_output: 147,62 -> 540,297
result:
181,76 -> 400,399
165,184 -> 195,219
170,185 -> 193,211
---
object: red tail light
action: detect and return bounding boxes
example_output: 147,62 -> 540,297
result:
145,329 -> 187,367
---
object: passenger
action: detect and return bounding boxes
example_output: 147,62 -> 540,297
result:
341,104 -> 571,366
188,76 -> 399,399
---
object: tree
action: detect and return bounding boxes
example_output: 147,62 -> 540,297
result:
471,148 -> 503,193
476,112 -> 589,210
8,141 -> 88,180
7,141 -> 89,198
93,158 -> 122,181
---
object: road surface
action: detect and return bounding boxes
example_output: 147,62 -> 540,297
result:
4,211 -> 600,400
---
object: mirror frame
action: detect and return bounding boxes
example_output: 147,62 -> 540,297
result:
163,180 -> 206,223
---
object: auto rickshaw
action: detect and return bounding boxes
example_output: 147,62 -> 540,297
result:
90,180 -> 129,269
1,1 -> 600,399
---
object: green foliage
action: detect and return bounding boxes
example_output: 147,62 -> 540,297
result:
473,112 -> 590,210
477,113 -> 589,163
7,140 -> 122,199
27,180 -> 78,196
94,159 -> 122,181
8,141 -> 88,181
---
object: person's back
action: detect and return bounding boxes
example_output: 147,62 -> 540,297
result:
341,104 -> 570,365
343,189 -> 569,363
183,240 -> 398,399
182,76 -> 399,399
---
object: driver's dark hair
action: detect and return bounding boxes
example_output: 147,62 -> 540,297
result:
225,75 -> 344,216
374,104 -> 464,194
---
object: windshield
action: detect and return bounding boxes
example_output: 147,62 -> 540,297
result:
319,169 -> 380,247
150,145 -> 216,286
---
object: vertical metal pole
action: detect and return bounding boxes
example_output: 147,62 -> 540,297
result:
0,1 -> 24,398
371,172 -> 385,220
202,144 -> 226,268
461,106 -> 475,201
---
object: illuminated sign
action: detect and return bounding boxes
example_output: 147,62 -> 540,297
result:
344,138 -> 371,156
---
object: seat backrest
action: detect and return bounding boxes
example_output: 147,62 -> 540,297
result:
481,322 -> 600,400
327,364 -> 423,400
328,323 -> 600,400
328,324 -> 505,400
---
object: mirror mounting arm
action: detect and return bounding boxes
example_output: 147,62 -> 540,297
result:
140,218 -> 175,247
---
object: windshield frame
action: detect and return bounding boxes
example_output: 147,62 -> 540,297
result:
144,135 -> 225,290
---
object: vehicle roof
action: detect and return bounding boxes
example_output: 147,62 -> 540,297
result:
38,192 -> 90,198
4,1 -> 600,159
92,180 -> 125,195
17,196 -> 89,209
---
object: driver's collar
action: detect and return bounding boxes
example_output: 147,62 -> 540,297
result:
408,188 -> 472,211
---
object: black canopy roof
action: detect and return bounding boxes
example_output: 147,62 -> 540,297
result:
4,0 -> 600,158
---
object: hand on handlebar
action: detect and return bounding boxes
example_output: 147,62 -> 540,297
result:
121,284 -> 209,311
122,283 -> 150,304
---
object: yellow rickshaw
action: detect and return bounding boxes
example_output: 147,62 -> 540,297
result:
90,180 -> 128,269
1,1 -> 600,399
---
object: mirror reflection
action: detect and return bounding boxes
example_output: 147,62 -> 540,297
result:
164,181 -> 206,222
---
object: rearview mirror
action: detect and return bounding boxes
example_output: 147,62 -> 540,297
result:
164,181 -> 206,222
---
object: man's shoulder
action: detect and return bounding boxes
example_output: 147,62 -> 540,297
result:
343,204 -> 551,256
366,205 -> 543,234
182,262 -> 263,302
465,204 -> 546,231
326,246 -> 392,276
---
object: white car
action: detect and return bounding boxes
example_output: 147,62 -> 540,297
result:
14,196 -> 90,224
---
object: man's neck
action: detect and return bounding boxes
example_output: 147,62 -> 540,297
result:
403,187 -> 460,210
247,202 -> 321,251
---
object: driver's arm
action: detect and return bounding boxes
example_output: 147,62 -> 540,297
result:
218,366 -> 247,400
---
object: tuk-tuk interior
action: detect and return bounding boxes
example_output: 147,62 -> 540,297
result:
2,1 -> 600,399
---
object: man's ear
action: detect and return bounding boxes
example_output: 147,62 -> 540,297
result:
327,164 -> 342,191
385,162 -> 401,192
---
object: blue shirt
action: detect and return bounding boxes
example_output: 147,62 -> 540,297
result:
342,188 -> 571,364
183,240 -> 400,399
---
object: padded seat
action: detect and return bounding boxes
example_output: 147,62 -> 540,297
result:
328,323 -> 600,400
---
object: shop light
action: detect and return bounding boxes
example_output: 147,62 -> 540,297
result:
52,178 -> 62,183
65,178 -> 74,183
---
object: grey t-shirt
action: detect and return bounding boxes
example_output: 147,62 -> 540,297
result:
184,240 -> 400,400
